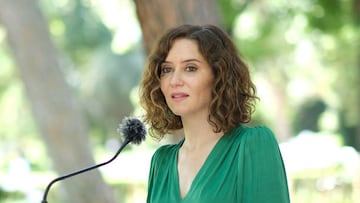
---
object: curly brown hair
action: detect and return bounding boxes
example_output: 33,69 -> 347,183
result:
139,24 -> 258,139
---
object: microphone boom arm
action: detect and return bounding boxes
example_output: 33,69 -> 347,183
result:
41,138 -> 131,203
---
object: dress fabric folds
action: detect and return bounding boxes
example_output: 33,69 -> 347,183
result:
146,125 -> 291,203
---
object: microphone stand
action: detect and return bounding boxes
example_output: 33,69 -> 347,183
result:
41,138 -> 131,203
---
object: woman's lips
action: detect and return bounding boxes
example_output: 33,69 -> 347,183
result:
171,92 -> 189,101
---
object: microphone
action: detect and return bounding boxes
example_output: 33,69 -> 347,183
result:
41,117 -> 146,203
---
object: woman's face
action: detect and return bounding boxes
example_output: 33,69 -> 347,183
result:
160,38 -> 214,119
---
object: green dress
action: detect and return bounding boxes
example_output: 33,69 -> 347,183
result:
147,125 -> 290,203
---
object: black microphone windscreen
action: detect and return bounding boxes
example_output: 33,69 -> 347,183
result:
117,117 -> 146,144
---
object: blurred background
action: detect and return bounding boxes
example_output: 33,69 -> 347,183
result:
0,0 -> 359,202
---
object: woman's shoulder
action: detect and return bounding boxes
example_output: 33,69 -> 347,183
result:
237,125 -> 282,158
230,125 -> 278,146
154,143 -> 179,154
231,125 -> 274,137
151,141 -> 181,163
243,125 -> 275,137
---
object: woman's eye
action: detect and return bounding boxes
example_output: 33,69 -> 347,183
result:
185,66 -> 197,72
160,67 -> 172,75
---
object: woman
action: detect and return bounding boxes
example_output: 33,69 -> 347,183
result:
139,24 -> 290,203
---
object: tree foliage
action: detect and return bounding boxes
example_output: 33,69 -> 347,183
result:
218,0 -> 360,148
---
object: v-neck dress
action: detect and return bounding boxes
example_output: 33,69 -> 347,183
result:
146,125 -> 290,203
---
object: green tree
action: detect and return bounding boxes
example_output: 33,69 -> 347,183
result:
0,0 -> 117,202
218,0 -> 360,146
303,0 -> 360,150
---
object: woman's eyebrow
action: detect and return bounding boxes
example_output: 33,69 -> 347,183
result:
162,58 -> 201,64
182,59 -> 201,63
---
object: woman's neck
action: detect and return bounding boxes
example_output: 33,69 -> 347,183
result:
181,116 -> 224,151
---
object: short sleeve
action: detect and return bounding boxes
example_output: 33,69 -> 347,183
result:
242,126 -> 290,203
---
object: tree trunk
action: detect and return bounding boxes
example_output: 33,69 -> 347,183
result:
262,73 -> 292,142
133,0 -> 223,54
0,0 -> 116,202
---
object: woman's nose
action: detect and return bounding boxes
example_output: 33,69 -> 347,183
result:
169,70 -> 183,87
